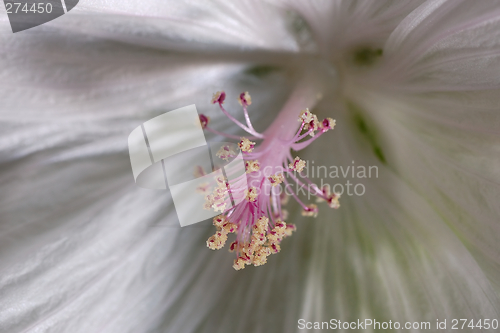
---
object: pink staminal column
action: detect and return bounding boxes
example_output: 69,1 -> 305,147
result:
201,90 -> 340,270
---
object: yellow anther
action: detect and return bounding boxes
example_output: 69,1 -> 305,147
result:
213,215 -> 227,229
268,173 -> 284,187
245,187 -> 259,202
252,246 -> 272,266
239,137 -> 256,152
298,109 -> 321,136
284,224 -> 297,237
245,160 -> 260,173
238,91 -> 252,106
215,175 -> 228,189
301,204 -> 318,217
320,117 -> 336,131
270,243 -> 281,254
233,257 -> 247,270
211,91 -> 225,104
223,222 -> 237,233
289,156 -> 306,173
298,108 -> 313,123
216,145 -> 236,161
327,193 -> 341,209
305,114 -> 320,137
206,230 -> 228,250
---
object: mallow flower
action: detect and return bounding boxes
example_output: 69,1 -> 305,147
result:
1,0 -> 500,332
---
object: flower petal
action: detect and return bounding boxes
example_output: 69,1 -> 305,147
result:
341,83 -> 500,300
382,0 -> 500,91
148,99 -> 500,330
272,0 -> 424,58
0,24 -> 295,332
45,0 -> 300,53
289,98 -> 500,323
344,0 -> 500,292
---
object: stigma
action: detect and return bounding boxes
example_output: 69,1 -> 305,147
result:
200,91 -> 340,270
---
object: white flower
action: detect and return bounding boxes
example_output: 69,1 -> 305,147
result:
1,0 -> 500,332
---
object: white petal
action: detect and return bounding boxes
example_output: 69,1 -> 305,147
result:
43,0 -> 300,53
272,0 -> 424,57
338,84 -> 500,309
344,0 -> 500,291
0,24 -> 296,332
381,0 -> 500,91
3,0 -> 500,331
319,0 -> 500,325
153,98 -> 500,329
